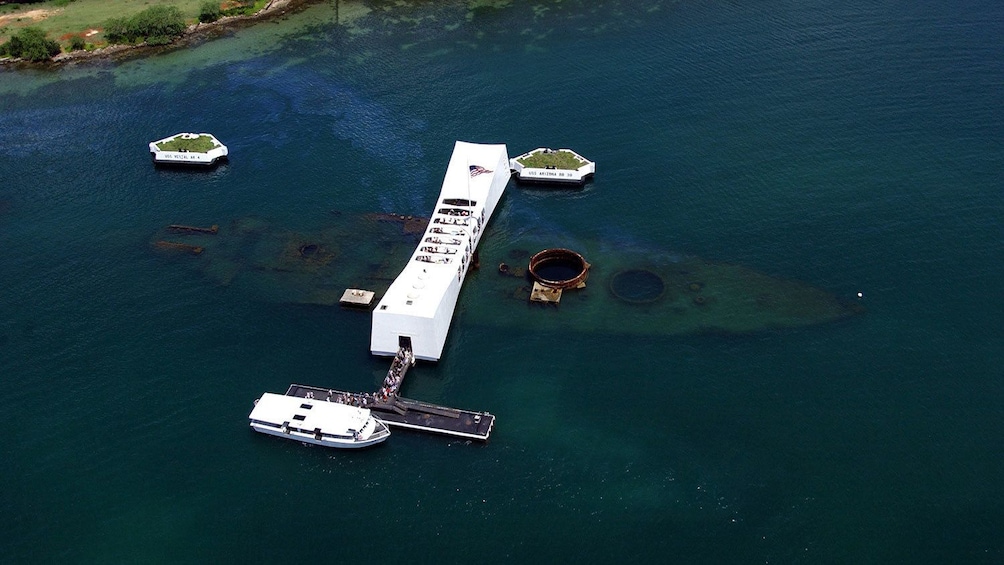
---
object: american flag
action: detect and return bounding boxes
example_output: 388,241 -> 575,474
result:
469,165 -> 493,177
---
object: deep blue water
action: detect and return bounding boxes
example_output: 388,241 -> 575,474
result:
1,0 -> 1002,562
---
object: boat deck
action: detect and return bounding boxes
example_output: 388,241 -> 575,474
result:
285,383 -> 495,441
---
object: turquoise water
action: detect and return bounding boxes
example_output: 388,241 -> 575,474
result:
1,0 -> 1002,562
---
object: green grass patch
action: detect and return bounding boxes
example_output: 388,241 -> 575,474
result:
0,0 -> 227,47
156,134 -> 220,152
517,149 -> 586,170
221,0 -> 267,17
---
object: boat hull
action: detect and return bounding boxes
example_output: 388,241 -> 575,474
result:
250,420 -> 390,449
248,392 -> 391,449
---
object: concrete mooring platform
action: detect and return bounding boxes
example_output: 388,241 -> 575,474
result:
285,383 -> 495,442
339,288 -> 375,307
284,347 -> 494,442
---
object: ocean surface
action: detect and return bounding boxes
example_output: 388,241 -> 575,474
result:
1,0 -> 1001,562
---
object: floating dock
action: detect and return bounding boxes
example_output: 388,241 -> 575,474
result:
339,288 -> 375,308
284,346 -> 494,441
285,383 -> 495,441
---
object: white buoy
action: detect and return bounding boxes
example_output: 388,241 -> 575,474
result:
857,292 -> 863,298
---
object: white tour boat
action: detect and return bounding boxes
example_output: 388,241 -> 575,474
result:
248,392 -> 390,449
370,141 -> 510,362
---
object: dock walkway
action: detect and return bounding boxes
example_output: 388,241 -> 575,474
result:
285,347 -> 494,441
285,384 -> 494,441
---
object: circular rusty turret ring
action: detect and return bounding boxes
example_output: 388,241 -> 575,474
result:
299,243 -> 319,257
528,248 -> 590,290
610,269 -> 666,304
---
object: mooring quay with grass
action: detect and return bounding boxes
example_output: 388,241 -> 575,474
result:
509,147 -> 595,185
149,132 -> 229,166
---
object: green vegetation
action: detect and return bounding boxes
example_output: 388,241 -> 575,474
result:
0,0 -> 268,52
156,134 -> 220,153
517,149 -> 586,170
221,0 -> 261,17
68,34 -> 84,50
0,26 -> 60,60
104,5 -> 186,44
198,1 -> 221,23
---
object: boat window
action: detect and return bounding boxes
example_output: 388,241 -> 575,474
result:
433,217 -> 469,226
443,198 -> 476,207
299,403 -> 312,409
293,414 -> 306,421
438,208 -> 472,216
250,419 -> 279,428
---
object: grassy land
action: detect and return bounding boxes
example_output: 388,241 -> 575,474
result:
517,149 -> 586,170
155,134 -> 220,152
0,0 -> 266,49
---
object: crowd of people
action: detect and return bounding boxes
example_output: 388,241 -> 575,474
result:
324,348 -> 414,407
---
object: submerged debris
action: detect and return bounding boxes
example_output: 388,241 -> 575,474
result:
147,214 -> 862,334
167,224 -> 219,234
153,240 -> 203,255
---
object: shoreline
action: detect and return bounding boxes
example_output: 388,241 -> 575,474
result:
1,0 -> 320,70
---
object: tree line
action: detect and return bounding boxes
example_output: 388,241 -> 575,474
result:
1,2 -> 256,61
